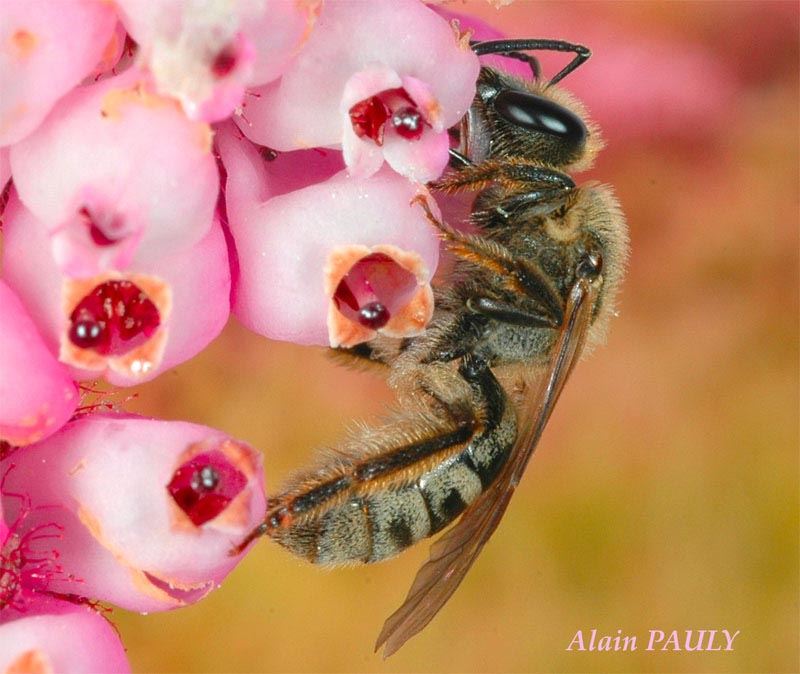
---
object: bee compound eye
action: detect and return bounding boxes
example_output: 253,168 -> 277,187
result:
576,250 -> 603,280
493,89 -> 587,149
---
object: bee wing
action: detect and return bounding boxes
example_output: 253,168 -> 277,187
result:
375,278 -> 597,658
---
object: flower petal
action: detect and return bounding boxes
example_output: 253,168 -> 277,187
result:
0,0 -> 117,146
0,281 -> 78,446
0,601 -> 130,673
116,0 -> 318,121
1,190 -> 230,387
0,147 -> 10,191
382,121 -> 451,183
218,127 -> 440,346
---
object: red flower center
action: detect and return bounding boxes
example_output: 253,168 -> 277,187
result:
167,450 -> 247,526
211,43 -> 238,78
333,253 -> 418,330
68,280 -> 160,356
349,87 -> 426,145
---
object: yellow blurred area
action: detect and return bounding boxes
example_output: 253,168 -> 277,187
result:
114,2 -> 798,672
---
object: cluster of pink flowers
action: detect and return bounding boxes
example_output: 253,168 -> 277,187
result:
0,0 -> 483,669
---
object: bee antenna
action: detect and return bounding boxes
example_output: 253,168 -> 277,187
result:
471,39 -> 591,86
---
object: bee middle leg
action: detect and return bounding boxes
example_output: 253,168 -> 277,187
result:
329,342 -> 391,373
328,335 -> 417,374
466,297 -> 560,328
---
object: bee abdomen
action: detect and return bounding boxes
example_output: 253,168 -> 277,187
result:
416,455 -> 483,536
271,430 -> 514,565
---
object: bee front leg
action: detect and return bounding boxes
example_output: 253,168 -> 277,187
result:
493,188 -> 571,219
433,159 -> 574,200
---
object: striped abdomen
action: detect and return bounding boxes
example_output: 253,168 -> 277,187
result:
266,404 -> 517,565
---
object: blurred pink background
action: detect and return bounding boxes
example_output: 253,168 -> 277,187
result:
113,1 -> 798,672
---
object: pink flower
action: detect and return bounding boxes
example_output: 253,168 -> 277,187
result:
0,148 -> 9,191
0,478 -> 65,613
217,124 -> 440,347
0,601 -> 130,673
0,1 -> 530,668
0,0 -> 117,147
84,20 -> 130,82
236,0 -> 479,182
0,476 -> 129,671
116,0 -> 320,122
1,414 -> 266,612
10,69 -> 219,277
0,280 -> 78,446
2,190 -> 230,387
431,6 -> 531,79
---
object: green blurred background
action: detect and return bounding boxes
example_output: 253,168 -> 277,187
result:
116,1 -> 799,672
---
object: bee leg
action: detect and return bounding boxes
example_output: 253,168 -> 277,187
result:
329,343 -> 391,373
466,297 -> 561,328
447,148 -> 473,170
494,188 -> 572,219
433,160 -> 574,197
412,194 -> 564,322
236,356 -> 511,564
471,39 -> 590,85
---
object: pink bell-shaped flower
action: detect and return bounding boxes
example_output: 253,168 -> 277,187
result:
10,69 -> 219,277
217,123 -> 440,348
236,0 -> 479,182
1,414 -> 267,613
0,0 -> 117,147
116,0 -> 320,122
0,601 -> 130,673
1,190 -> 230,387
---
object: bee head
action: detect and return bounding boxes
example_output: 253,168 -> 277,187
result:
466,68 -> 602,172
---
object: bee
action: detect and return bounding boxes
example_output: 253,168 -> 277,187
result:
236,39 -> 629,656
